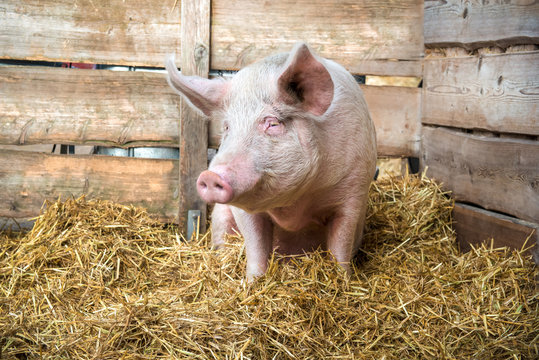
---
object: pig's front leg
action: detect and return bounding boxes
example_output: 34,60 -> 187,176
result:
210,203 -> 237,249
230,206 -> 273,281
326,197 -> 369,273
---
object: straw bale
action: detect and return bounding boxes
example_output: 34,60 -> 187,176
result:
1,174 -> 537,359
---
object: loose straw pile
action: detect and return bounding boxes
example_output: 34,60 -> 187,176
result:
1,174 -> 537,359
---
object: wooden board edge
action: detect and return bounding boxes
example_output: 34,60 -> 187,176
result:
0,150 -> 179,223
453,203 -> 538,264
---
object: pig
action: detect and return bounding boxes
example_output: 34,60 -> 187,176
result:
166,42 -> 376,281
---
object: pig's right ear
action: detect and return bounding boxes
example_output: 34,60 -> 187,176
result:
277,43 -> 334,116
165,55 -> 228,116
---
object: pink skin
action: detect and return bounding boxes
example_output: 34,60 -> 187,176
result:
166,42 -> 377,281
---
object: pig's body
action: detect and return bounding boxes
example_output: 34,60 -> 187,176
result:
166,43 -> 376,280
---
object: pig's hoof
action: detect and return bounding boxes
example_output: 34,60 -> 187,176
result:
211,242 -> 224,250
246,268 -> 266,283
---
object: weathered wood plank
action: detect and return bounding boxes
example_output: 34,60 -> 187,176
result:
178,0 -> 210,233
423,52 -> 539,135
424,0 -> 539,49
0,150 -> 178,222
0,0 -> 180,67
453,203 -> 538,262
0,66 -> 180,147
363,85 -> 421,157
1,66 -> 421,157
422,126 -> 539,223
211,0 -> 423,76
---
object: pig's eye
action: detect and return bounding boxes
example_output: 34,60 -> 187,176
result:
260,116 -> 285,136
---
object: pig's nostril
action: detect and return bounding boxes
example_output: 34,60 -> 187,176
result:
216,184 -> 223,190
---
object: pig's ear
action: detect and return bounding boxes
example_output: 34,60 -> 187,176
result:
277,43 -> 334,116
165,55 -> 228,116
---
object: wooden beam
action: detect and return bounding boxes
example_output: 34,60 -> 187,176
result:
211,0 -> 424,76
0,150 -> 178,222
0,0 -> 181,67
424,0 -> 539,49
421,126 -> 539,223
0,66 -> 421,158
422,52 -> 539,135
178,0 -> 211,234
453,203 -> 538,263
0,66 -> 180,147
363,85 -> 421,157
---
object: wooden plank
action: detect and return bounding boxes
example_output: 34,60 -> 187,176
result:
0,66 -> 180,147
178,0 -> 210,233
0,150 -> 178,222
453,203 -> 538,263
422,52 -> 539,135
0,64 -> 421,157
211,0 -> 423,76
0,0 -> 180,67
363,85 -> 421,157
422,126 -> 539,223
424,0 -> 539,48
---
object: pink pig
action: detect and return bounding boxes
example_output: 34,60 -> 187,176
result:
166,42 -> 376,281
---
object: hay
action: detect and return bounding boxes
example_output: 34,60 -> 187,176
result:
1,174 -> 537,359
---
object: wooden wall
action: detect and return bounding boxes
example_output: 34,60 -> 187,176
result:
423,0 -> 539,256
0,0 -> 423,227
2,0 -> 536,259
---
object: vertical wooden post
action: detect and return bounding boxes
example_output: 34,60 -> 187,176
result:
179,0 -> 211,236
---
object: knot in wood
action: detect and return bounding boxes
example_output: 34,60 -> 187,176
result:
194,43 -> 208,63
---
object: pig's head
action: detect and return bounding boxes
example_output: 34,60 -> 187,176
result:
166,42 -> 334,213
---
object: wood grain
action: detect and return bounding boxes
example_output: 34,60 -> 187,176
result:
211,0 -> 423,76
0,66 -> 180,147
0,66 -> 421,157
178,0 -> 210,232
424,0 -> 539,48
0,150 -> 178,222
0,0 -> 181,67
422,52 -> 539,135
363,85 -> 421,157
453,203 -> 538,262
422,126 -> 539,223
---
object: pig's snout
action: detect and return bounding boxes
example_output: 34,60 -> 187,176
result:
197,170 -> 234,204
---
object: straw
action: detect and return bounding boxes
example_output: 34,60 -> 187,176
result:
1,174 -> 537,359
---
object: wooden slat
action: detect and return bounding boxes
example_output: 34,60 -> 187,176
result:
178,0 -> 210,233
0,0 -> 180,67
424,0 -> 539,48
422,52 -> 539,135
422,126 -> 539,223
454,203 -> 538,262
363,85 -> 421,157
211,0 -> 423,76
0,66 -> 180,147
1,65 -> 421,157
0,150 -> 178,222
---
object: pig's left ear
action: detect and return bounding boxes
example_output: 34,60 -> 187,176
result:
165,55 -> 228,116
277,43 -> 334,116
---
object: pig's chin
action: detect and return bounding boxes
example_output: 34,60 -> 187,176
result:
229,189 -> 294,214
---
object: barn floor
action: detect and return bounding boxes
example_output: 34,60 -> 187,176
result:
0,174 -> 537,359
